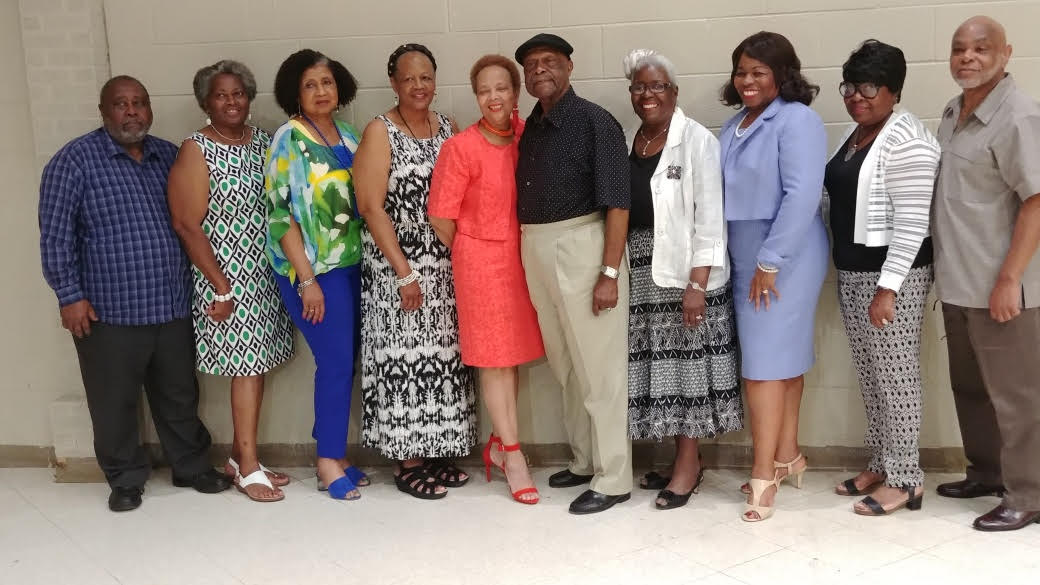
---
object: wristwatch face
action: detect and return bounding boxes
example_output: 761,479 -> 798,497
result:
601,265 -> 619,279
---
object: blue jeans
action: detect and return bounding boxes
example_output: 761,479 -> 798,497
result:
275,266 -> 360,459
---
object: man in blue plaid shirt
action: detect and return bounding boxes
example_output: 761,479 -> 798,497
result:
38,75 -> 230,512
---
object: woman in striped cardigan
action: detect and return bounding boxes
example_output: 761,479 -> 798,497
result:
823,40 -> 940,516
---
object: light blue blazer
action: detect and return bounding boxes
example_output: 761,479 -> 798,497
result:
719,98 -> 827,269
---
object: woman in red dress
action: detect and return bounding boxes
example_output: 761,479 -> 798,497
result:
429,54 -> 544,505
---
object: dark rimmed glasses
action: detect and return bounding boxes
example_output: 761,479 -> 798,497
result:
839,81 -> 881,99
629,82 -> 674,95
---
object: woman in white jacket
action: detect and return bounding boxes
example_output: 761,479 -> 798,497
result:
824,40 -> 939,516
622,49 -> 742,510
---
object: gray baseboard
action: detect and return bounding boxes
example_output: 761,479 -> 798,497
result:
18,442 -> 968,483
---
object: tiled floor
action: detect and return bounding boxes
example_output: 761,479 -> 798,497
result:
2,466 -> 1038,585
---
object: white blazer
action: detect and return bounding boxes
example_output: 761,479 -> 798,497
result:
626,107 -> 728,290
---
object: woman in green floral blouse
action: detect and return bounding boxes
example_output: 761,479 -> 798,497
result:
264,49 -> 368,501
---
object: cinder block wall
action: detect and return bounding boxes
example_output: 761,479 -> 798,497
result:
6,0 -> 1040,463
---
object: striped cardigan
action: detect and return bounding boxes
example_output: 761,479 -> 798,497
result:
828,107 -> 940,292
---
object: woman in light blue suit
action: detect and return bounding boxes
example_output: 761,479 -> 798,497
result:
719,32 -> 828,522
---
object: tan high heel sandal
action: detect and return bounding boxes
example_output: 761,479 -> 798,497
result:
742,472 -> 779,522
774,453 -> 807,489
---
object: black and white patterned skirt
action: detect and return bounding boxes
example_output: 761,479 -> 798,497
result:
627,228 -> 743,440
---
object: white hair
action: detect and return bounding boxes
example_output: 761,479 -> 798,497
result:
622,49 -> 678,85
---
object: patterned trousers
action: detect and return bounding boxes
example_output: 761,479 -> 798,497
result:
837,265 -> 933,487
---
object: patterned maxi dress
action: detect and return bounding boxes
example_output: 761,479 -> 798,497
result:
360,113 -> 477,459
189,129 -> 294,376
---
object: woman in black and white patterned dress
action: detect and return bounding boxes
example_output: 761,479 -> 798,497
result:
354,44 -> 477,500
168,60 -> 295,503
621,50 -> 743,510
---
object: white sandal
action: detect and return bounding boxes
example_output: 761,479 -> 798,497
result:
236,468 -> 285,503
743,473 -> 779,522
227,457 -> 290,487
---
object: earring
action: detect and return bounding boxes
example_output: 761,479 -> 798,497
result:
247,112 -> 252,121
205,116 -> 211,125
393,93 -> 399,106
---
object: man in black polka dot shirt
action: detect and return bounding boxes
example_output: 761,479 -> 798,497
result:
514,33 -> 633,515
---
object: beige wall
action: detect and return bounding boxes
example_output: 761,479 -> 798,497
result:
6,0 -> 1040,456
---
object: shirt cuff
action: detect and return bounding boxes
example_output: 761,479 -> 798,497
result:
755,248 -> 786,271
876,271 -> 906,294
55,285 -> 85,308
690,239 -> 726,268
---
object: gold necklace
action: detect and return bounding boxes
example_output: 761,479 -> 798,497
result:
637,125 -> 668,156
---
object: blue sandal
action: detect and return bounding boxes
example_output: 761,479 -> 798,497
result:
345,465 -> 370,487
324,475 -> 361,501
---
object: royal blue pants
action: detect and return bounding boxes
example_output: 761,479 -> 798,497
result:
275,265 -> 360,460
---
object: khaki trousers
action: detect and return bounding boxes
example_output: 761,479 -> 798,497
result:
521,213 -> 633,495
942,303 -> 1040,510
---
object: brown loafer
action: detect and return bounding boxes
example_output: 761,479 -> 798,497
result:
973,504 -> 1040,532
936,479 -> 1005,499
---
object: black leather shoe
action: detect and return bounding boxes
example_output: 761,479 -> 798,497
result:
548,469 -> 594,488
172,468 -> 232,493
568,489 -> 631,514
973,504 -> 1040,531
936,479 -> 1005,499
108,486 -> 143,512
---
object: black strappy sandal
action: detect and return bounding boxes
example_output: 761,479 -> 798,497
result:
424,458 -> 469,488
655,467 -> 705,510
854,485 -> 923,516
395,465 -> 447,500
640,471 -> 671,490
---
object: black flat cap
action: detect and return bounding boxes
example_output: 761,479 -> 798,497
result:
514,33 -> 573,63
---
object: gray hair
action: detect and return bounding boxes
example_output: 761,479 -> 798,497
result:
192,59 -> 258,109
622,49 -> 678,85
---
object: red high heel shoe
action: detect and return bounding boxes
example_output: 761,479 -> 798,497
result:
498,443 -> 539,505
482,433 -> 503,481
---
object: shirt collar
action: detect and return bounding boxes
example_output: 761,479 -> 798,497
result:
944,73 -> 1016,126
100,127 -> 161,161
530,86 -> 578,128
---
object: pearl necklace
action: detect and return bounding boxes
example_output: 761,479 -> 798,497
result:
637,125 -> 668,156
209,124 -> 247,143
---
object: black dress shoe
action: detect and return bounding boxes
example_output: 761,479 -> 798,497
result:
936,479 -> 1005,499
172,468 -> 232,493
568,489 -> 631,514
548,469 -> 594,488
973,504 -> 1040,532
108,486 -> 143,512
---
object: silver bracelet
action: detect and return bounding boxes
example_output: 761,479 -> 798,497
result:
213,290 -> 233,302
688,281 -> 706,293
296,277 -> 316,297
756,262 -> 780,274
395,271 -> 421,288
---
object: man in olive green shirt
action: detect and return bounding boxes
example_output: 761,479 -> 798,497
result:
932,16 -> 1040,532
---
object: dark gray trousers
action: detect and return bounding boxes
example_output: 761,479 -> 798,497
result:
73,317 -> 212,489
942,303 -> 1040,510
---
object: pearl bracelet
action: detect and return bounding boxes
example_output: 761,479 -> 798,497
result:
213,290 -> 233,303
756,262 -> 779,274
395,271 -> 421,288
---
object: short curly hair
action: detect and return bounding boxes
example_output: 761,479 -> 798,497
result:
273,49 -> 358,116
468,54 -> 520,94
192,60 -> 257,110
721,31 -> 819,107
842,39 -> 907,101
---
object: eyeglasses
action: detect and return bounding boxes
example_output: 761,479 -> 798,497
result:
628,82 -> 673,95
839,81 -> 881,99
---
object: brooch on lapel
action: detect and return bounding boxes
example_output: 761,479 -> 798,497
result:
666,165 -> 682,180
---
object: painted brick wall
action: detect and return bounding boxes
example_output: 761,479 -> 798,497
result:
11,0 -> 1040,450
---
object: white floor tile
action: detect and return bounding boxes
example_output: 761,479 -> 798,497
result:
6,468 -> 1040,585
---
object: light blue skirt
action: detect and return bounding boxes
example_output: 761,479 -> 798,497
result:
727,217 -> 829,380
